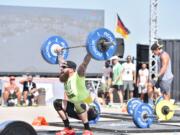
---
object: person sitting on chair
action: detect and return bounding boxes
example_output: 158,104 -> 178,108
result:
20,75 -> 38,106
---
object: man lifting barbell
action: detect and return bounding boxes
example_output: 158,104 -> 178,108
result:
40,28 -> 118,134
53,46 -> 99,135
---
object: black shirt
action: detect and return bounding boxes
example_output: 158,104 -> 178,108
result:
23,81 -> 36,92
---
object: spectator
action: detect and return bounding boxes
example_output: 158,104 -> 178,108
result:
137,63 -> 149,100
100,60 -> 112,105
109,56 -> 124,105
20,75 -> 38,106
3,76 -> 21,106
122,55 -> 136,100
146,82 -> 155,105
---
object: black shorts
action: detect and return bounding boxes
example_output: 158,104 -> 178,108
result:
8,92 -> 17,100
110,85 -> 123,91
23,89 -> 29,92
66,101 -> 98,121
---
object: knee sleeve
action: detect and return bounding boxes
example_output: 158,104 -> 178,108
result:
74,103 -> 87,114
53,99 -> 63,111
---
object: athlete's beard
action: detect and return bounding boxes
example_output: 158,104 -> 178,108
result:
59,71 -> 69,83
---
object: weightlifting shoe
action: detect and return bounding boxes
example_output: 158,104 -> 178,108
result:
56,127 -> 75,135
82,130 -> 93,135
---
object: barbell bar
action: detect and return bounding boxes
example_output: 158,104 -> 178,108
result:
61,41 -> 115,50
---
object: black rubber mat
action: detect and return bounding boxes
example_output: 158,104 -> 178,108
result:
49,120 -> 180,134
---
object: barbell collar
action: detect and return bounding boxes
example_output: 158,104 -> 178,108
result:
162,109 -> 174,115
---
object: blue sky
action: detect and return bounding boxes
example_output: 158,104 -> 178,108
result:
0,0 -> 179,58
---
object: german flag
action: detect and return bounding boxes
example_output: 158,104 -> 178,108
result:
116,14 -> 130,39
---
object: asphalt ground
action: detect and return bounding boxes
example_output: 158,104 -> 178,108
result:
0,105 -> 180,135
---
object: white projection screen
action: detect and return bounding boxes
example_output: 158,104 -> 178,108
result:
0,6 -> 104,76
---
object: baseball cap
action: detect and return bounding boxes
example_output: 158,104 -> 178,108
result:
62,61 -> 77,70
110,56 -> 120,60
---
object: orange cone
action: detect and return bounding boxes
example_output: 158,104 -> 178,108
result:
121,104 -> 127,113
122,107 -> 127,113
32,116 -> 48,126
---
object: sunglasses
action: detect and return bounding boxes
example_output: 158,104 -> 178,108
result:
61,66 -> 68,69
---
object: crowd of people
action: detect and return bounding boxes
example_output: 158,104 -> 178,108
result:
99,55 -> 137,106
99,42 -> 173,106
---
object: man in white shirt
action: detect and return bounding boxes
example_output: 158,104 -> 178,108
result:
122,55 -> 136,99
137,63 -> 149,99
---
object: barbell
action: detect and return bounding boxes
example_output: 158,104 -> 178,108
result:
41,28 -> 118,64
127,98 -> 177,128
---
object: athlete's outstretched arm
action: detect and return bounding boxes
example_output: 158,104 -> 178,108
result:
77,54 -> 92,77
